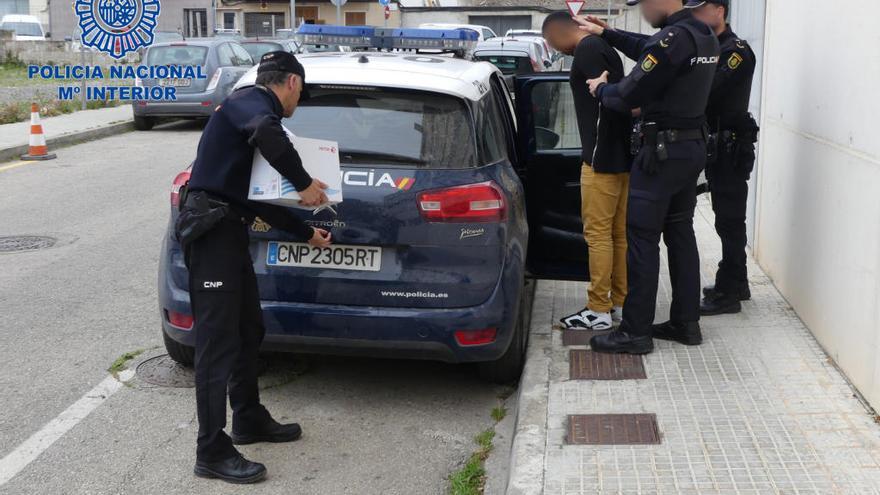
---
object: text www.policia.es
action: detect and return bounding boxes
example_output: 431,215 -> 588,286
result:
380,290 -> 450,299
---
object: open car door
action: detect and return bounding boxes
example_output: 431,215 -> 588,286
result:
514,73 -> 589,281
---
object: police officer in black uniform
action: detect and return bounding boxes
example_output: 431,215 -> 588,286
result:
176,51 -> 332,484
575,0 -> 720,354
688,0 -> 759,316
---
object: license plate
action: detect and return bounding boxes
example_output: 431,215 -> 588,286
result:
266,242 -> 382,272
159,78 -> 191,87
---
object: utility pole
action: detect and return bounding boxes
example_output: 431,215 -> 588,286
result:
290,0 -> 296,30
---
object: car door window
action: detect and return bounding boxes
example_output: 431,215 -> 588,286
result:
482,28 -> 494,40
229,43 -> 255,66
490,76 -> 517,162
531,81 -> 581,151
477,91 -> 507,164
216,43 -> 235,66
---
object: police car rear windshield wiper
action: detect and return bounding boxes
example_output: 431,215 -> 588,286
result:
339,149 -> 426,165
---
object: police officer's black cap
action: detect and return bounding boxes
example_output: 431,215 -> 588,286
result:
625,0 -> 639,5
257,51 -> 310,100
684,0 -> 730,8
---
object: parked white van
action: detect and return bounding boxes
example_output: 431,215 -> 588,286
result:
0,14 -> 46,41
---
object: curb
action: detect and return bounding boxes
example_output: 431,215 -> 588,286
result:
505,281 -> 553,495
0,120 -> 135,163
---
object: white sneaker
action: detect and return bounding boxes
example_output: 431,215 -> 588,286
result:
611,306 -> 623,324
560,308 -> 612,331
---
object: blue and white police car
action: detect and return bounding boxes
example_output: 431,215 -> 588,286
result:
159,26 -> 592,382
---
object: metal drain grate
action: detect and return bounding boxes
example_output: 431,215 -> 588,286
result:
570,349 -> 647,380
567,414 -> 661,445
136,354 -> 195,388
0,235 -> 57,253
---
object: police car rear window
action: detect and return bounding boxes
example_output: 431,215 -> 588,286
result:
284,87 -> 476,169
147,46 -> 208,66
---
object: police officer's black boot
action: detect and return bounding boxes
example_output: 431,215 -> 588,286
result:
700,290 -> 742,316
651,320 -> 703,346
232,417 -> 303,445
589,330 -> 654,355
194,452 -> 267,484
702,284 -> 751,301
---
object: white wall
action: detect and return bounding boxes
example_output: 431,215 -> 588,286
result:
754,0 -> 880,407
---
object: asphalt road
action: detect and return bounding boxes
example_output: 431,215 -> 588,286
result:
0,122 -> 513,494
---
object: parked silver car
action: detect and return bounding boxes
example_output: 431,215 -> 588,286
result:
239,39 -> 299,61
474,38 -> 562,89
132,39 -> 254,130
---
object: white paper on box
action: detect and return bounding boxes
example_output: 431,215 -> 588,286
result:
248,127 -> 342,209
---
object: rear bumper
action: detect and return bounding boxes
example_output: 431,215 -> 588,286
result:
132,89 -> 223,118
159,234 -> 526,363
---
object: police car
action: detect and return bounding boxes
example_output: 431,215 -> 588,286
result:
159,26 -> 593,382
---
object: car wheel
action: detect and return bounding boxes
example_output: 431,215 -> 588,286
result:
133,116 -> 154,131
478,283 -> 531,384
163,329 -> 194,366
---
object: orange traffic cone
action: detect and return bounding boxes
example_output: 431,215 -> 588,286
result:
21,103 -> 56,161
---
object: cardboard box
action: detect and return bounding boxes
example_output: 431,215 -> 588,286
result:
248,127 -> 342,209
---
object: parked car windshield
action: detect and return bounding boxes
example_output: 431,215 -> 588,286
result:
283,88 -> 476,168
147,46 -> 209,65
153,31 -> 184,43
1,22 -> 41,37
241,42 -> 284,61
475,54 -> 532,75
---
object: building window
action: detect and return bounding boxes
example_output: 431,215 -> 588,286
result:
294,6 -> 318,26
223,12 -> 235,30
183,9 -> 207,38
344,11 -> 366,26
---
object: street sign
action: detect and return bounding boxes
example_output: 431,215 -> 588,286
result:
384,5 -> 390,19
330,0 -> 347,6
566,0 -> 585,17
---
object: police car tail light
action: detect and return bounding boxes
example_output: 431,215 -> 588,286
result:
417,181 -> 506,223
206,68 -> 223,92
165,310 -> 194,330
170,169 -> 191,207
454,328 -> 497,346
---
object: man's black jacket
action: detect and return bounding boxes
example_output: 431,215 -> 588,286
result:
188,85 -> 313,240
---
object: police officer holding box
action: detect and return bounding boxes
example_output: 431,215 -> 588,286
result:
575,0 -> 720,354
176,51 -> 332,484
688,0 -> 759,316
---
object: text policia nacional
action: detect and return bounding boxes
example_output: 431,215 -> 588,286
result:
28,64 -> 208,102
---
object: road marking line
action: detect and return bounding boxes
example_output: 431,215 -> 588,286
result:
0,161 -> 34,173
0,369 -> 134,486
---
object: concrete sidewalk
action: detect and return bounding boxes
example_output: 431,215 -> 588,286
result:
0,105 -> 134,163
508,198 -> 880,494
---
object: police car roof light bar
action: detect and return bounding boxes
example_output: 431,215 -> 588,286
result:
373,27 -> 478,56
295,24 -> 375,49
297,24 -> 478,57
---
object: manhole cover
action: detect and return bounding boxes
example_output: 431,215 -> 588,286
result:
136,354 -> 195,388
0,235 -> 57,253
567,414 -> 661,445
570,350 -> 647,380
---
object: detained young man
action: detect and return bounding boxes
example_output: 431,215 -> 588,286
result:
542,11 -> 633,331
